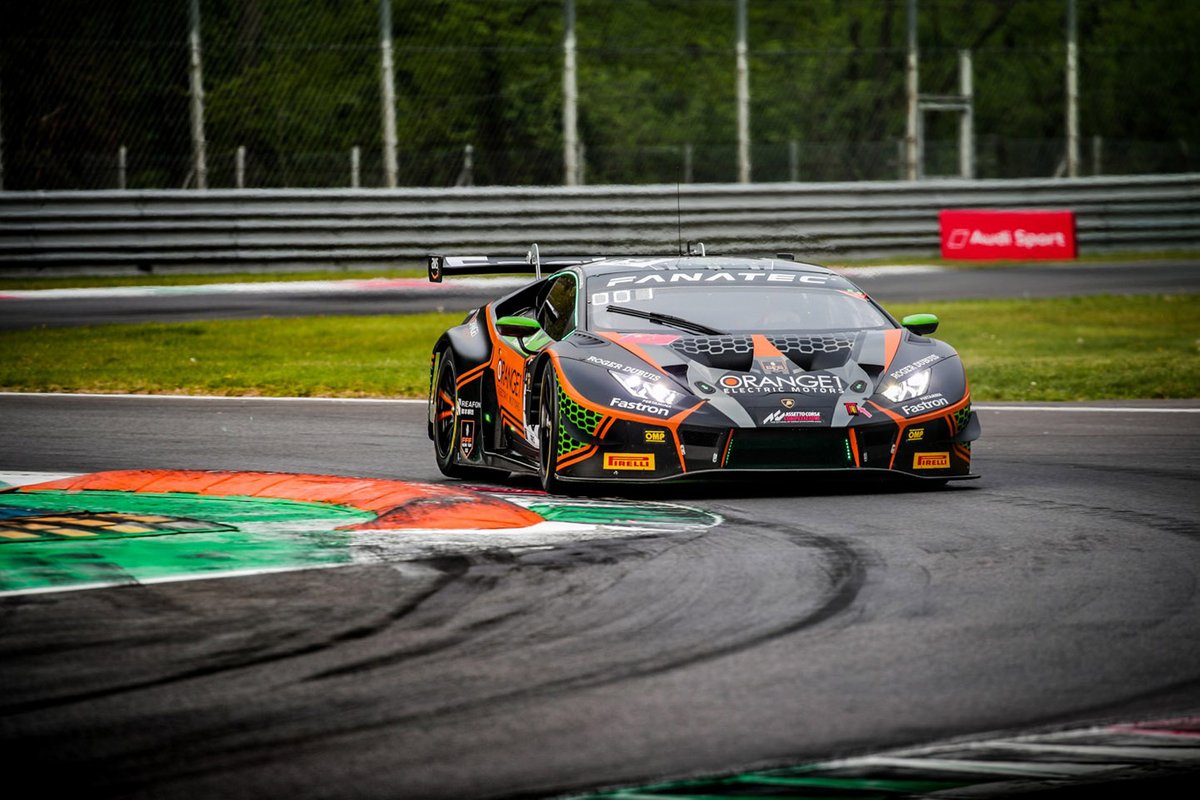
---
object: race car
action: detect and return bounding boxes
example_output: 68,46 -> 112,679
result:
426,246 -> 980,492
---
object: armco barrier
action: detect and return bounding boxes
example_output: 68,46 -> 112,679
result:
0,174 -> 1196,272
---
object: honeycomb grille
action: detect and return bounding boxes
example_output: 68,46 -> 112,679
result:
670,336 -> 753,356
766,334 -> 855,356
557,392 -> 603,455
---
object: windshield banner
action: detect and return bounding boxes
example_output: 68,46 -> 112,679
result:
939,209 -> 1076,260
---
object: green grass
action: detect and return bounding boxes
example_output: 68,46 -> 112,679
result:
0,295 -> 1196,400
889,294 -> 1199,400
0,312 -> 463,398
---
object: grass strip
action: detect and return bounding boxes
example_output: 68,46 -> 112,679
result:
0,295 -> 1195,401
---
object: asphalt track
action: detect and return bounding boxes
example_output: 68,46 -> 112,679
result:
2,393 -> 1199,798
1,258 -> 1197,329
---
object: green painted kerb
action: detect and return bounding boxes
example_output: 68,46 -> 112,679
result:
0,490 -> 372,594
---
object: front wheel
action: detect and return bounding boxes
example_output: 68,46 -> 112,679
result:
538,369 -> 568,494
432,352 -> 497,480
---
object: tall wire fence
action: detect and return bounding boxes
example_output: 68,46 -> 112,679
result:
1,0 -> 1196,190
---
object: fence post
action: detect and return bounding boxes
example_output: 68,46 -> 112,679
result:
455,144 -> 474,187
905,0 -> 919,180
959,50 -> 974,179
563,0 -> 579,186
788,139 -> 799,182
118,146 -> 127,189
0,77 -> 5,190
735,0 -> 751,183
379,0 -> 399,188
1092,135 -> 1102,176
1066,0 -> 1079,177
188,0 -> 209,189
236,146 -> 246,188
683,143 -> 694,184
351,146 -> 361,188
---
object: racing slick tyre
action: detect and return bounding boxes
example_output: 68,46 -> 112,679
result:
432,352 -> 497,480
538,368 -> 571,495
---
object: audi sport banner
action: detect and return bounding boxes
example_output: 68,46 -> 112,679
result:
939,209 -> 1076,260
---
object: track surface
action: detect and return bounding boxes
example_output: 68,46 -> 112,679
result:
2,259 -> 1196,329
2,394 -> 1199,798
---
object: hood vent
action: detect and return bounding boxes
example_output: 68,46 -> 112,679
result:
768,334 -> 854,371
670,336 -> 754,371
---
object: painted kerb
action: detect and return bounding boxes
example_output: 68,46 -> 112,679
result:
0,174 -> 1196,270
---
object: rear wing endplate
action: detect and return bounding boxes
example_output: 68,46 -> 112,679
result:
428,244 -> 599,283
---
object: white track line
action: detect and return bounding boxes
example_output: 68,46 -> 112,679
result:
0,391 -> 424,403
4,393 -> 1196,412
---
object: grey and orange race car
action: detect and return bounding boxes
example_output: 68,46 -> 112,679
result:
427,248 -> 980,492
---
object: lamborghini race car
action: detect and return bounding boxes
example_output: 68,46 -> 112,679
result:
426,247 -> 981,493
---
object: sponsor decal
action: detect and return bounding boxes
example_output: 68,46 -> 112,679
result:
907,427 -> 925,441
606,272 -> 831,287
901,394 -> 949,415
913,452 -> 950,469
644,429 -> 668,444
940,210 -> 1076,260
719,373 -> 844,395
495,357 -> 524,404
457,398 -> 481,414
460,419 -> 476,457
762,409 -> 822,424
761,359 -> 788,374
468,319 -> 480,337
890,354 -> 941,381
844,402 -> 872,418
603,453 -> 656,471
610,396 -> 671,417
781,398 -> 795,408
585,355 -> 660,381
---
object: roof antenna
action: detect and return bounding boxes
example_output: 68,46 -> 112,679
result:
527,243 -> 541,280
677,183 -> 683,256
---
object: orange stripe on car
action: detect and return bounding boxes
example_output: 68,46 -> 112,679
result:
881,329 -> 903,372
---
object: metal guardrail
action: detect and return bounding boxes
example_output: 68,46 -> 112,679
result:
0,174 -> 1196,272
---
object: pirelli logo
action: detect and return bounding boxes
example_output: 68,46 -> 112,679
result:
604,453 -> 656,471
913,452 -> 950,469
643,429 -> 667,444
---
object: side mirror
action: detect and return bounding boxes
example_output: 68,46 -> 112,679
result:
495,316 -> 542,339
901,313 -> 939,335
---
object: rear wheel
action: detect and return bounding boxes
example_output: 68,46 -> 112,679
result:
433,352 -> 496,480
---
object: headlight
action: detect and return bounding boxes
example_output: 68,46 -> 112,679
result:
880,368 -> 931,403
609,370 -> 681,406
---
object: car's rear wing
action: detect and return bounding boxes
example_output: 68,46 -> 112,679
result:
427,244 -> 600,283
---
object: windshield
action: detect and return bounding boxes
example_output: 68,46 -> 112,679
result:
586,283 -> 892,333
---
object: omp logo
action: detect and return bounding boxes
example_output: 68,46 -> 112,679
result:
644,429 -> 667,443
907,428 -> 925,441
604,453 -> 656,471
913,452 -> 950,469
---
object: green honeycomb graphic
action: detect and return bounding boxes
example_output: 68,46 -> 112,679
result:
954,404 -> 971,432
556,392 -> 604,456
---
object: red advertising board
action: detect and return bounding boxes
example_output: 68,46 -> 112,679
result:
940,209 -> 1076,260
